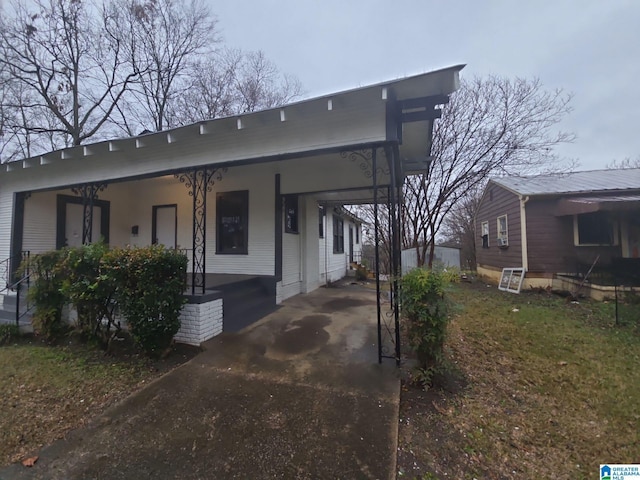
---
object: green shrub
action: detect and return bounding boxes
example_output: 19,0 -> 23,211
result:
60,243 -> 120,350
0,323 -> 20,344
26,250 -> 68,340
107,246 -> 187,357
401,268 -> 452,388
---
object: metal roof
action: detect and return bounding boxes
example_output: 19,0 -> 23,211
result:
491,168 -> 640,196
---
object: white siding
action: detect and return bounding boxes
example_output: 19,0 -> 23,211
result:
301,196 -> 320,294
319,210 -> 349,283
23,191 -> 57,254
0,189 -> 14,262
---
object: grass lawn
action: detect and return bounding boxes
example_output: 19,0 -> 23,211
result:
0,334 -> 199,466
397,281 -> 640,480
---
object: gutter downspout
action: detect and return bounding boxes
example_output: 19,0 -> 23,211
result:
520,195 -> 530,272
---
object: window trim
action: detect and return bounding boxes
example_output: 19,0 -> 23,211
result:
481,220 -> 489,248
497,214 -> 508,247
333,214 -> 344,254
216,190 -> 249,255
573,212 -> 619,246
284,195 -> 299,234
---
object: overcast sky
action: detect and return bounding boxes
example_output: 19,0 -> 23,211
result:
211,0 -> 639,171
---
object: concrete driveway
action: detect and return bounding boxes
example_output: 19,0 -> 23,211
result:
1,283 -> 400,480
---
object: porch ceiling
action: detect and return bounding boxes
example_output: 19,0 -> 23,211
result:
555,194 -> 640,216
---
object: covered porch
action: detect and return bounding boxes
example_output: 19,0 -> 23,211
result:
0,65 -> 463,355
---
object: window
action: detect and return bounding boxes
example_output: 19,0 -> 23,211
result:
284,195 -> 298,234
497,215 -> 508,246
481,221 -> 489,248
333,214 -> 344,253
575,212 -> 617,246
318,206 -> 325,238
355,224 -> 360,244
216,191 -> 248,254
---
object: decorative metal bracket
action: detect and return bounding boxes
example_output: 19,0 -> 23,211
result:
175,167 -> 226,294
340,148 -> 390,179
71,182 -> 107,244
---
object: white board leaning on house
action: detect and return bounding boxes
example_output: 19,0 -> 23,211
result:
498,268 -> 526,294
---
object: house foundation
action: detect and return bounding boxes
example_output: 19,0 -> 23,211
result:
174,297 -> 223,346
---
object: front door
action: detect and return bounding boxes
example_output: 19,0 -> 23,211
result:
152,205 -> 177,248
65,203 -> 102,247
56,194 -> 110,249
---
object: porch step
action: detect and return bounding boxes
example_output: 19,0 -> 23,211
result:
219,277 -> 277,333
0,291 -> 33,330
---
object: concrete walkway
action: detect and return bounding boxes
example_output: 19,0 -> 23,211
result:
1,283 -> 400,480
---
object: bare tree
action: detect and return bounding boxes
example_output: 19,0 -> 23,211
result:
171,48 -> 304,125
169,48 -> 243,124
235,50 -> 303,113
0,0 -> 138,150
404,76 -> 575,267
439,188 -> 482,270
112,0 -> 218,134
607,156 -> 640,169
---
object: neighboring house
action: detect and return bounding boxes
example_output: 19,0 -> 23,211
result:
0,65 -> 463,344
318,206 -> 364,284
476,168 -> 640,297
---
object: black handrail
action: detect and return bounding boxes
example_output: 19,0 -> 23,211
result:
12,271 -> 32,328
0,251 -> 32,327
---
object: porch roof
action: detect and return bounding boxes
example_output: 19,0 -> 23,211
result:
2,65 -> 464,192
555,194 -> 640,216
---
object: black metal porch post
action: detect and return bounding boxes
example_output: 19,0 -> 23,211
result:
373,148 -> 382,364
176,167 -> 223,295
386,145 -> 401,365
71,183 -> 107,245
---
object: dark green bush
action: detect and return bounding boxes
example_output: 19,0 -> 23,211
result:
26,244 -> 187,356
26,250 -> 68,340
60,243 -> 120,350
401,268 -> 453,387
0,323 -> 20,345
107,246 -> 187,357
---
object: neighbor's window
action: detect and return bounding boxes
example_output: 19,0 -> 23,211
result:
355,224 -> 360,244
333,214 -> 344,253
497,215 -> 508,246
216,191 -> 248,254
318,206 -> 325,238
575,212 -> 617,246
284,195 -> 299,234
481,221 -> 489,248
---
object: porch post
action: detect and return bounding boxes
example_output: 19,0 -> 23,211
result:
386,145 -> 402,366
373,148 -> 382,364
176,167 -> 223,295
9,192 -> 27,283
71,183 -> 107,245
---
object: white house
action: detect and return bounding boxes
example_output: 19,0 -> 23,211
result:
0,65 -> 463,346
319,206 -> 364,284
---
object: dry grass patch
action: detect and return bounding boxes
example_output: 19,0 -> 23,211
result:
398,282 -> 640,480
0,335 -> 198,466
